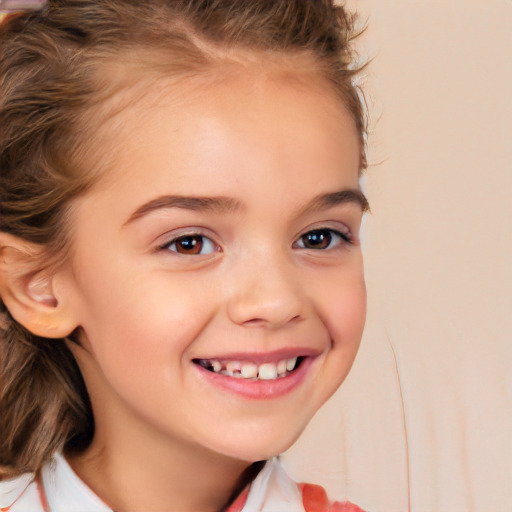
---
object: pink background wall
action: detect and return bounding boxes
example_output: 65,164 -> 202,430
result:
283,2 -> 512,511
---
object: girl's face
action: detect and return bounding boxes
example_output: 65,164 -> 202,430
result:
63,70 -> 367,463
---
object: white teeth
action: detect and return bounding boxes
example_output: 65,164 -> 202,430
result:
277,359 -> 287,376
241,362 -> 258,379
258,363 -> 278,380
226,361 -> 241,374
199,356 -> 301,380
286,357 -> 297,372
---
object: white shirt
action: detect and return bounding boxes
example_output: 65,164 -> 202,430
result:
0,454 -> 305,512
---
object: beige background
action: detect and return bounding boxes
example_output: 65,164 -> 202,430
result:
283,1 -> 512,511
0,2 -> 510,511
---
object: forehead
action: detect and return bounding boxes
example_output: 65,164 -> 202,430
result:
89,63 -> 360,182
66,66 -> 363,256
69,61 -> 362,233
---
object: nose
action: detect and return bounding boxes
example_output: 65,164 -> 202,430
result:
226,252 -> 305,329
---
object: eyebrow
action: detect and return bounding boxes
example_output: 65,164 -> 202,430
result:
124,189 -> 369,225
299,189 -> 370,215
124,195 -> 242,224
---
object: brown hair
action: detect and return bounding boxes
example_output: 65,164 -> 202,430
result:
0,0 -> 366,478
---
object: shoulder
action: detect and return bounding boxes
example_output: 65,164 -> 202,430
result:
299,483 -> 366,512
0,473 -> 44,512
1,454 -> 112,512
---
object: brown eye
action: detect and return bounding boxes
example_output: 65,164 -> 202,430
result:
166,234 -> 216,255
300,230 -> 332,249
295,229 -> 350,250
175,235 -> 203,254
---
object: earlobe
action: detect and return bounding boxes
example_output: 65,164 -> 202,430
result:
0,232 -> 79,339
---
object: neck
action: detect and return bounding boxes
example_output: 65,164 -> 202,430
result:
67,422 -> 257,512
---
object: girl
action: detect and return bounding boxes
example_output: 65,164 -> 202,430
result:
0,1 -> 369,510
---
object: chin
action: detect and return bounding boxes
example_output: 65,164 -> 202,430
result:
209,419 -> 309,463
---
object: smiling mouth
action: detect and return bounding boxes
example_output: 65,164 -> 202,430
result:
193,356 -> 304,381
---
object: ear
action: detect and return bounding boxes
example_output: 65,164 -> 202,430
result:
0,232 -> 79,338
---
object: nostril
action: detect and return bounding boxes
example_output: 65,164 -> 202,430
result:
242,314 -> 301,328
242,318 -> 267,327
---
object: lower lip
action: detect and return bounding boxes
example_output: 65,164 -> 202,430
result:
193,357 -> 314,399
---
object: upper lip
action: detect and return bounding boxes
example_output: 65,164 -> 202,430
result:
192,347 -> 322,364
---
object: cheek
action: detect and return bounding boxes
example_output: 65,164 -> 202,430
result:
301,270 -> 366,414
316,267 -> 367,345
71,265 -> 214,378
318,271 -> 366,390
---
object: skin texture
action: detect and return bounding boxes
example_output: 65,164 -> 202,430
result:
40,69 -> 367,512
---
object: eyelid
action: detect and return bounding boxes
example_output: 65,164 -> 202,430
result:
294,221 -> 352,240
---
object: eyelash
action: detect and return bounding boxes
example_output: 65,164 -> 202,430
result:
160,233 -> 219,256
158,227 -> 352,256
293,228 -> 353,250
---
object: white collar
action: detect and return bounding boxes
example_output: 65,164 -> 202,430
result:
43,453 -> 112,512
0,454 -> 304,512
242,457 -> 305,512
